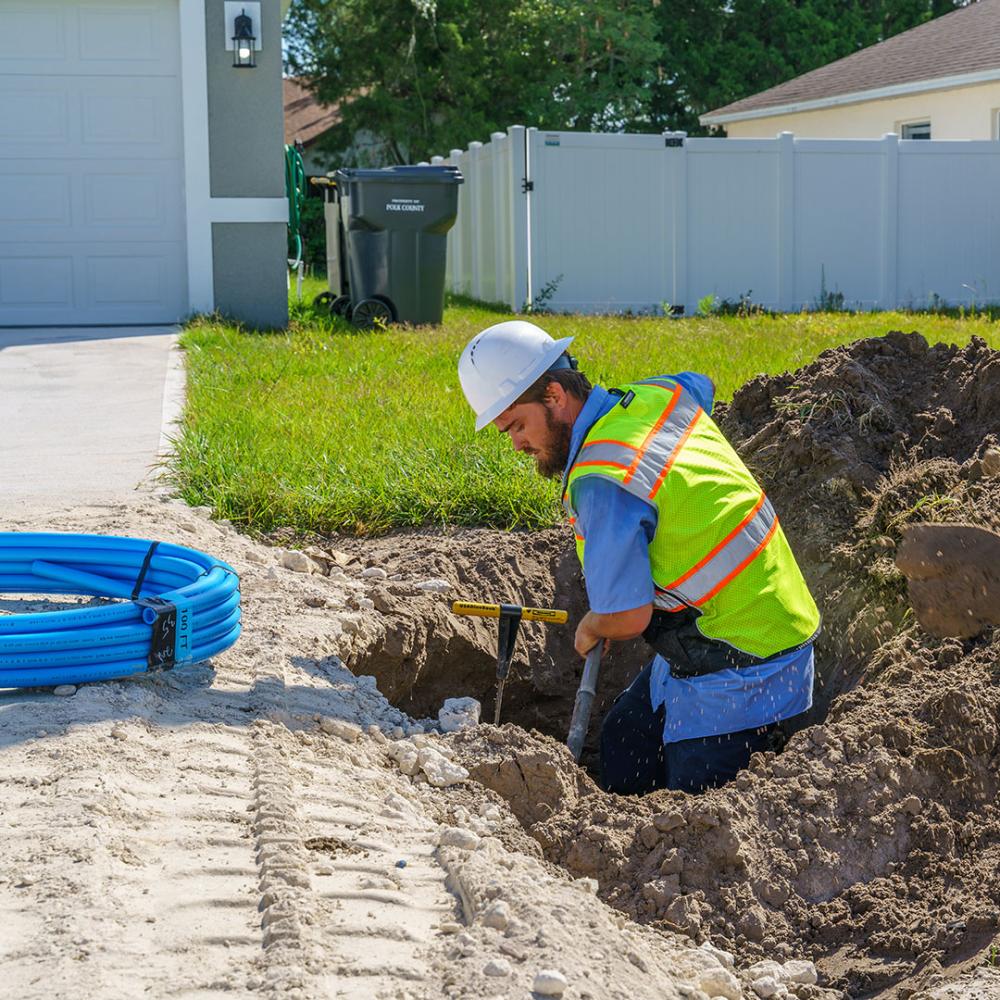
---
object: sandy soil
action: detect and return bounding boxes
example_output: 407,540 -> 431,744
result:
2,496 -> 761,1000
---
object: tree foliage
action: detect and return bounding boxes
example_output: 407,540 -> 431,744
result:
284,0 -> 661,164
652,0 -> 970,134
284,0 -> 972,162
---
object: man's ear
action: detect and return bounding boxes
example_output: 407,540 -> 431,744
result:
543,381 -> 568,410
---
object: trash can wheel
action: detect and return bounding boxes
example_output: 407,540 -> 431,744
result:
330,295 -> 352,319
312,291 -> 333,310
351,297 -> 395,328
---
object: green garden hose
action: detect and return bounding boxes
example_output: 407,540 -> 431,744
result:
284,143 -> 307,269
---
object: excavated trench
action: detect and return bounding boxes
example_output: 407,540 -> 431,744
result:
332,332 -> 1000,998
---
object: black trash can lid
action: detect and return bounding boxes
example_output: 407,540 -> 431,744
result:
335,165 -> 463,185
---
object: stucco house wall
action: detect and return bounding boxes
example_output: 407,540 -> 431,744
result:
724,79 -> 1000,140
206,0 -> 288,329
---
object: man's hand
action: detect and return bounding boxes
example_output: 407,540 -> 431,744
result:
574,605 -> 653,657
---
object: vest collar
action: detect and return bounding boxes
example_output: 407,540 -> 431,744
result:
560,385 -> 617,498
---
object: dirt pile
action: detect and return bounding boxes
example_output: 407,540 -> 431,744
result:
440,332 -> 1000,998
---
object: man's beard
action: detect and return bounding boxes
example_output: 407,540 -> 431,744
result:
533,409 -> 573,479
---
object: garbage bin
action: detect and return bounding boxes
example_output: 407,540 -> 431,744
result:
334,165 -> 463,326
309,176 -> 352,319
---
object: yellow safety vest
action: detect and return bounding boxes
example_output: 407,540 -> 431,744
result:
563,379 -> 820,674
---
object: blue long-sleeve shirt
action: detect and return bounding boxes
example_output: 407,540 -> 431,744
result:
566,376 -> 813,744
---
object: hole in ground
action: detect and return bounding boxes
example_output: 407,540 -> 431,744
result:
326,332 -> 1000,998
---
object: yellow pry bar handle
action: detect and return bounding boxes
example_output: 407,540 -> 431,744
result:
452,601 -> 568,624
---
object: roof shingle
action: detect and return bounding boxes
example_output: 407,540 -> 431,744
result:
284,78 -> 339,147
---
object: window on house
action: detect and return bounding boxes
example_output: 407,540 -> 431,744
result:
901,121 -> 931,140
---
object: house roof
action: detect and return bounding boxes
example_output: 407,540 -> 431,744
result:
283,78 -> 339,147
702,0 -> 1000,124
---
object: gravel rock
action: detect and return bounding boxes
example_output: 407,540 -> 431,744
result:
782,959 -> 818,985
361,566 -> 388,579
747,960 -> 784,982
281,550 -> 319,574
438,827 -> 480,850
483,958 -> 512,977
414,578 -> 451,593
752,975 -> 783,998
699,941 -> 735,970
532,969 -> 568,996
697,966 -> 742,1000
53,685 -> 77,697
318,717 -> 362,742
480,900 -> 510,930
417,745 -> 469,787
653,810 -> 685,832
438,697 -> 481,733
110,726 -> 128,741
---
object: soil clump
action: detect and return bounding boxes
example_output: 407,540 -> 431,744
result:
322,331 -> 1000,998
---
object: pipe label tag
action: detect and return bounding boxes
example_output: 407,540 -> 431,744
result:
137,597 -> 193,670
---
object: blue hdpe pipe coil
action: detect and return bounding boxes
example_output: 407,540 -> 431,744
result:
0,533 -> 241,689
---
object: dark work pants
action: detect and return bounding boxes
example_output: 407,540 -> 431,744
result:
599,660 -> 782,796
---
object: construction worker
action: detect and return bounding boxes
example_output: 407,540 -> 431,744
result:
458,320 -> 821,795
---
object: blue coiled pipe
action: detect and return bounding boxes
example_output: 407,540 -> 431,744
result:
0,533 -> 241,688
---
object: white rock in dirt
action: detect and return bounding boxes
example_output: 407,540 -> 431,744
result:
752,975 -> 783,998
781,959 -> 818,985
480,899 -> 510,930
532,969 -> 568,996
361,566 -> 388,579
53,685 -> 77,697
747,961 -> 784,982
697,966 -> 742,1000
438,827 -> 480,850
483,958 -> 511,977
574,877 -> 598,894
388,741 -> 420,776
700,941 -> 735,970
414,578 -> 451,593
417,745 -> 469,787
357,597 -> 376,611
318,717 -> 362,743
281,549 -> 320,574
438,697 -> 481,733
110,726 -> 128,741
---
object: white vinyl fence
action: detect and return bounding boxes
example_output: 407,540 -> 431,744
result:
435,126 -> 1000,315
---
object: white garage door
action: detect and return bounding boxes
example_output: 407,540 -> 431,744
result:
0,0 -> 187,326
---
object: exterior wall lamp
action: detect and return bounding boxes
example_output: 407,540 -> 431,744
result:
225,2 -> 261,69
232,9 -> 255,67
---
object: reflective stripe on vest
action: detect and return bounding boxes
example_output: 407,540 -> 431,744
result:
569,381 -> 703,502
565,380 -> 778,613
652,493 -> 779,611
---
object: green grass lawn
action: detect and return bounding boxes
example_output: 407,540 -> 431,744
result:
172,275 -> 1000,535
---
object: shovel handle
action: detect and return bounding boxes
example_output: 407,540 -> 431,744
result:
567,645 -> 602,762
452,601 -> 568,624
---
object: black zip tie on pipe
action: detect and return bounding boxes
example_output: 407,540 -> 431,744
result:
131,541 -> 159,600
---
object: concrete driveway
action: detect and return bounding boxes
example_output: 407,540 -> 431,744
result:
0,327 -> 183,507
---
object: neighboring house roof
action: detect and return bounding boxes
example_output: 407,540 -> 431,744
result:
702,0 -> 1000,124
284,78 -> 339,147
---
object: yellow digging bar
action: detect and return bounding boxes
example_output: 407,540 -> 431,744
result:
451,600 -> 569,723
451,601 -> 568,624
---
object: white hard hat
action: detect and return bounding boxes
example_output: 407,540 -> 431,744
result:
458,320 -> 575,431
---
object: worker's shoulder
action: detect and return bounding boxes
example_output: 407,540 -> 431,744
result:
632,371 -> 715,414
